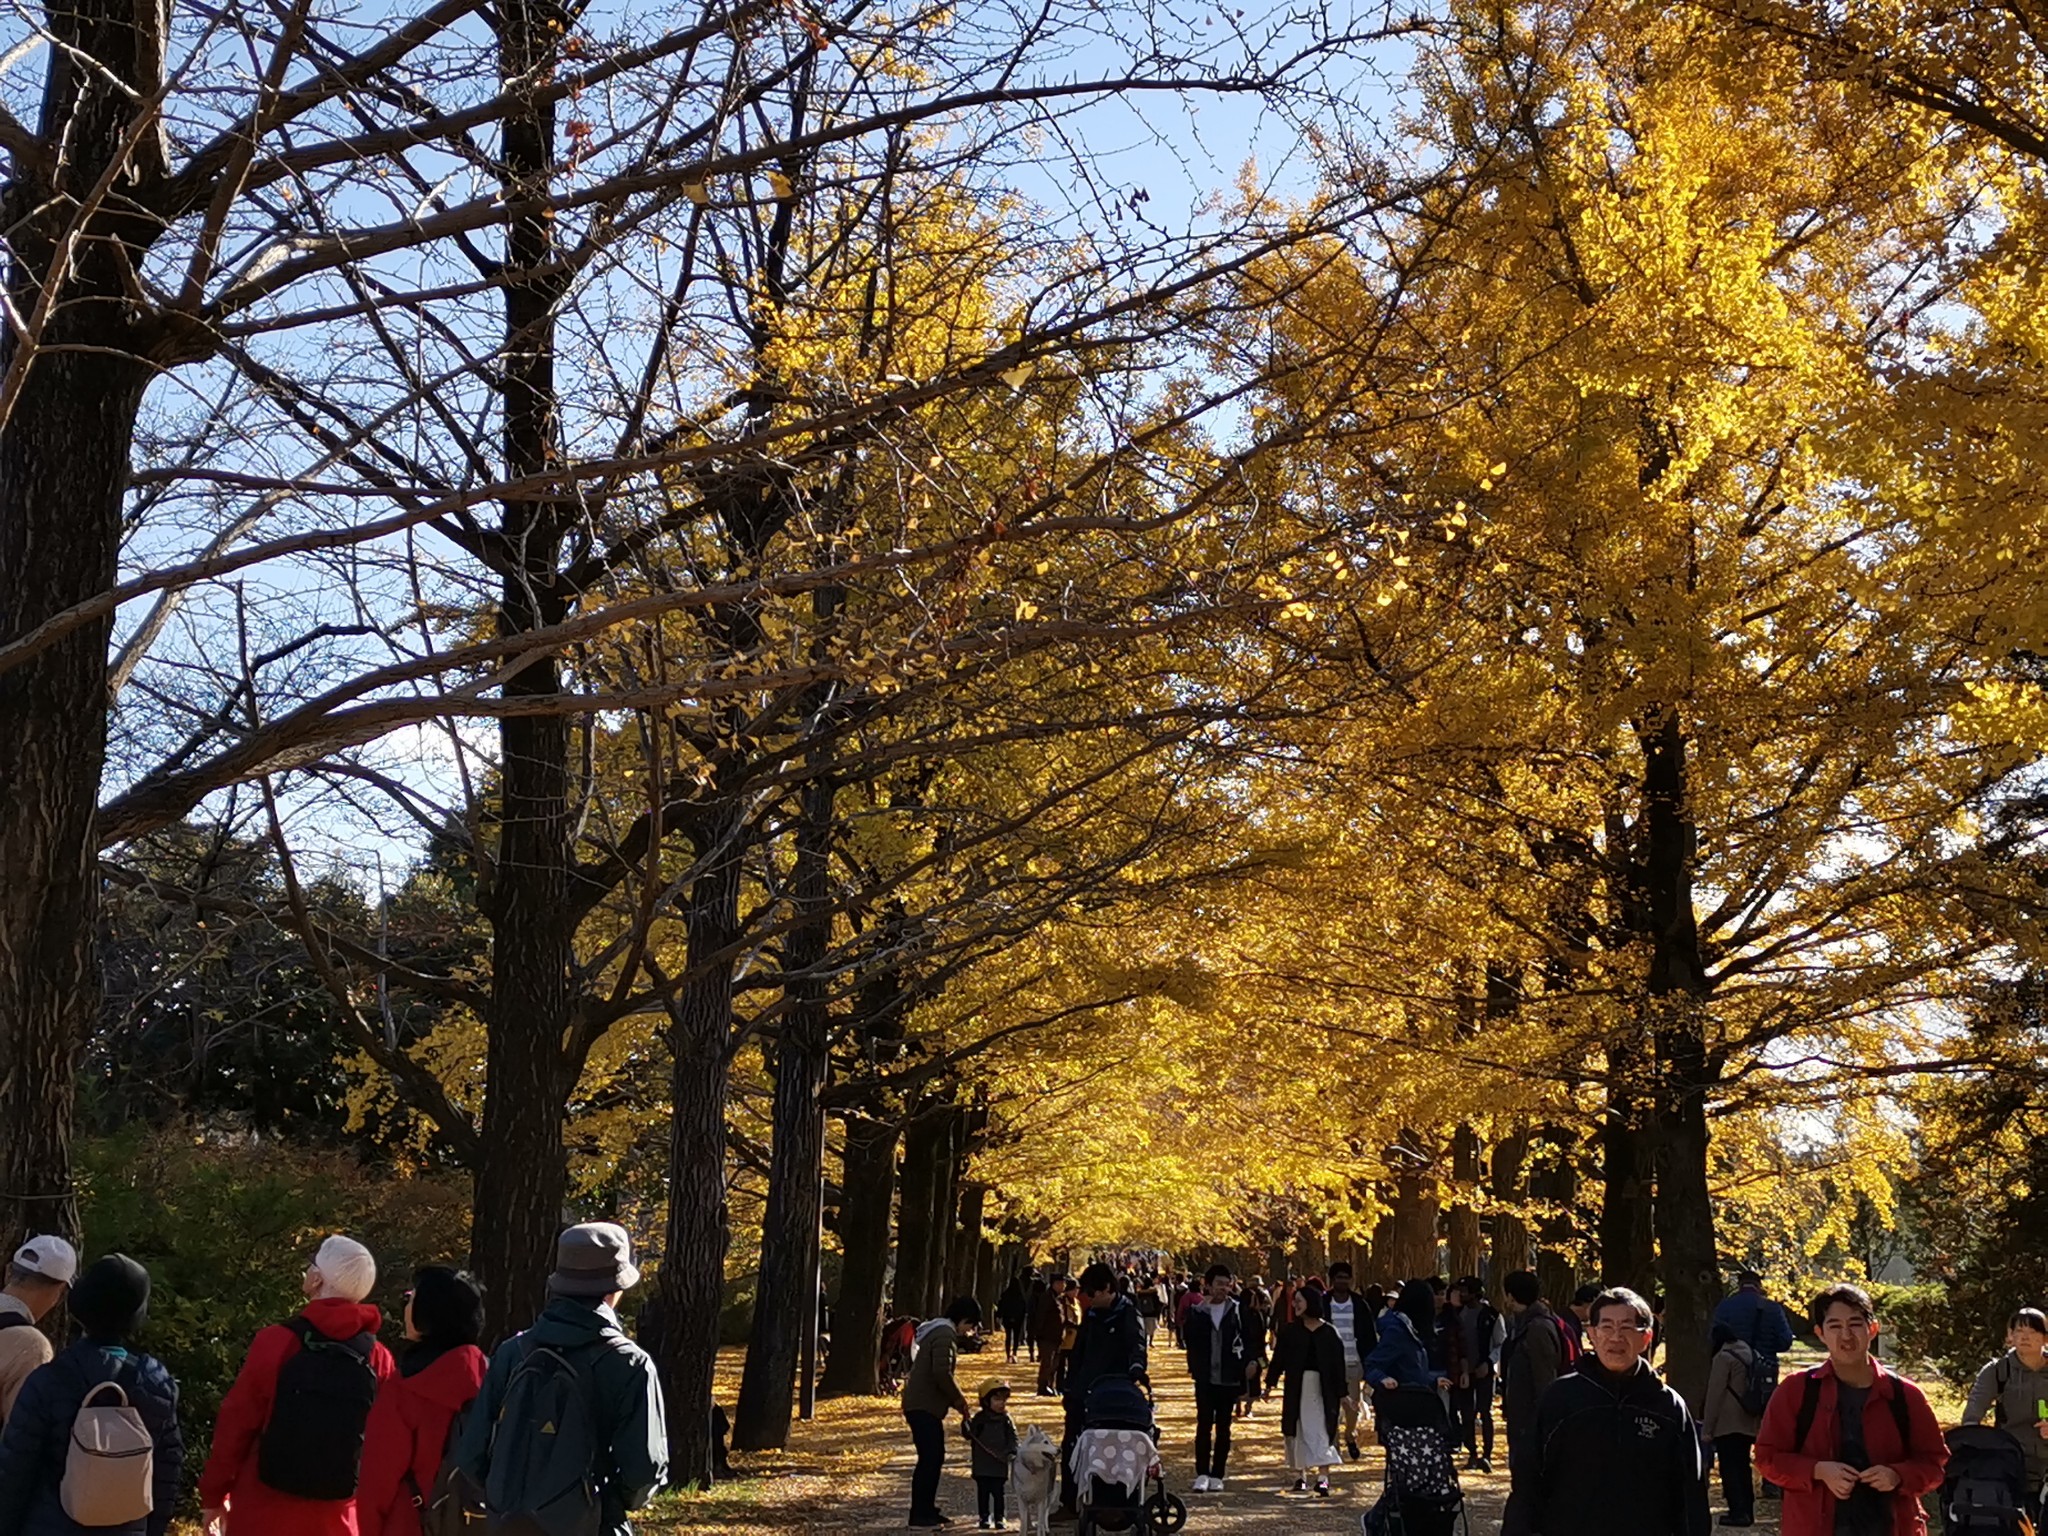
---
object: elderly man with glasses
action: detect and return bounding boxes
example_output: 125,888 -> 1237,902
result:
1502,1285 -> 1710,1536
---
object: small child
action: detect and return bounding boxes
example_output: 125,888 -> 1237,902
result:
965,1379 -> 1019,1530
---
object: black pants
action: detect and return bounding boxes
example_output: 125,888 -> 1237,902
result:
1003,1322 -> 1023,1360
1193,1380 -> 1239,1478
906,1409 -> 946,1516
1059,1403 -> 1082,1511
1715,1433 -> 1755,1524
977,1475 -> 1007,1523
1450,1379 -> 1495,1459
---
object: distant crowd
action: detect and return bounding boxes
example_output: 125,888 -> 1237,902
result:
0,1223 -> 667,1536
894,1257 -> 2048,1536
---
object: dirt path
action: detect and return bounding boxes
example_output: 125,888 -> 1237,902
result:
646,1348 -> 1779,1536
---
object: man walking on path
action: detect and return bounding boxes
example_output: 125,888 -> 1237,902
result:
1502,1286 -> 1709,1536
1031,1277 -> 1068,1396
1053,1263 -> 1148,1524
1755,1284 -> 1947,1536
1181,1264 -> 1260,1493
1500,1269 -> 1569,1477
458,1223 -> 667,1536
0,1236 -> 74,1427
1321,1262 -> 1369,1462
1445,1275 -> 1500,1472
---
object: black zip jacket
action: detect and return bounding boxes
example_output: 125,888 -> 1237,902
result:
1502,1357 -> 1710,1536
1062,1296 -> 1148,1409
1182,1299 -> 1254,1393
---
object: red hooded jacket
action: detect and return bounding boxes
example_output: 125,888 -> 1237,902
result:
1754,1361 -> 1948,1536
199,1298 -> 397,1536
355,1344 -> 487,1536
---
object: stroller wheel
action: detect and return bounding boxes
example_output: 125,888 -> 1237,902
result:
1145,1491 -> 1188,1532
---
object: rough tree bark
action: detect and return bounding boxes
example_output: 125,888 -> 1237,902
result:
1489,1130 -> 1533,1279
1532,1126 -> 1580,1306
891,1104 -> 947,1319
1447,1125 -> 1484,1281
657,804 -> 743,1489
467,0 -> 579,1344
1638,707 -> 1720,1406
0,0 -> 169,1254
820,1110 -> 899,1397
731,775 -> 835,1449
1599,1066 -> 1658,1295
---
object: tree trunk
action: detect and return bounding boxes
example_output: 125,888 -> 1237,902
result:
949,1182 -> 987,1299
731,778 -> 834,1450
471,0 -> 576,1345
1533,1126 -> 1580,1306
820,1111 -> 898,1397
1599,1073 -> 1657,1294
1637,707 -> 1719,1406
1447,1124 -> 1483,1281
0,0 -> 167,1256
1489,1130 -> 1533,1280
657,806 -> 743,1490
891,1105 -> 946,1318
924,1110 -> 962,1312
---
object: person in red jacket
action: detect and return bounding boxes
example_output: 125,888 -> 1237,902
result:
199,1234 -> 396,1536
1754,1283 -> 1947,1536
356,1266 -> 487,1536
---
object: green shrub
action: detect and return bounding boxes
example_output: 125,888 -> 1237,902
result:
77,1128 -> 470,1504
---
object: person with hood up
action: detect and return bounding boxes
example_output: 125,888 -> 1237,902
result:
1502,1286 -> 1709,1536
0,1253 -> 182,1536
457,1224 -> 665,1536
1701,1322 -> 1763,1528
355,1266 -> 488,1536
200,1234 -> 394,1536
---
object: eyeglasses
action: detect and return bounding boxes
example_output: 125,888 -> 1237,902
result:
1591,1322 -> 1651,1337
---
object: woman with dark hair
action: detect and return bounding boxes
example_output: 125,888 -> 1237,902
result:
1365,1279 -> 1452,1397
356,1266 -> 487,1536
1265,1286 -> 1346,1496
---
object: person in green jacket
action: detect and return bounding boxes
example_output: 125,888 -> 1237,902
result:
902,1296 -> 983,1528
459,1223 -> 668,1536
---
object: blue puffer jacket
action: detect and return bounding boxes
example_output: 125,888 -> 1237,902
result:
0,1340 -> 183,1536
1363,1309 -> 1437,1390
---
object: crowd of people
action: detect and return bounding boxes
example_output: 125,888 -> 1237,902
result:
0,1223 -> 667,1536
899,1255 -> 2048,1536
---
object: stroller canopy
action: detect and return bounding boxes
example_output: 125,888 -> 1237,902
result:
1084,1376 -> 1155,1432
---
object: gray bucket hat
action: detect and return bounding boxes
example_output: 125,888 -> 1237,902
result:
549,1221 -> 641,1298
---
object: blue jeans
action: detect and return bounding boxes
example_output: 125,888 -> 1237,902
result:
906,1409 -> 947,1516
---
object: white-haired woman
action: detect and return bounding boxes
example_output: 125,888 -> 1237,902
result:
199,1235 -> 395,1536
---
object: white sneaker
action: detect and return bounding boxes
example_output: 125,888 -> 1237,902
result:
1192,1475 -> 1214,1493
1211,1478 -> 1226,1492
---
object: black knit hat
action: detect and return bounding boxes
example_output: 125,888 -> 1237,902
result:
71,1254 -> 150,1341
409,1265 -> 484,1350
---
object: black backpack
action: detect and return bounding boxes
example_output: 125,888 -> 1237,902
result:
410,1402 -> 488,1535
1738,1344 -> 1779,1417
257,1318 -> 380,1500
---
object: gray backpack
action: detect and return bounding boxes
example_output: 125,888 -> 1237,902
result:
483,1344 -> 602,1536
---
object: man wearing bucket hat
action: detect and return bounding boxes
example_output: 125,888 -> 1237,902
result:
0,1236 -> 76,1427
459,1223 -> 666,1536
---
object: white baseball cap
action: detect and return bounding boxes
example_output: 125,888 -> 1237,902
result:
13,1235 -> 78,1285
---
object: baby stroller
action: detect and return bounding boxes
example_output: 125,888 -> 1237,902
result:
1070,1377 -> 1187,1535
1362,1386 -> 1467,1536
1942,1425 -> 2037,1534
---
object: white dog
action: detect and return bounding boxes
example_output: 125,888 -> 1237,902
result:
1012,1424 -> 1059,1536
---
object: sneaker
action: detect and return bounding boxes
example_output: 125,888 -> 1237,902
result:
1316,1478 -> 1331,1497
1212,1478 -> 1226,1492
1293,1477 -> 1307,1493
1477,1456 -> 1492,1474
908,1516 -> 947,1529
978,1522 -> 992,1531
1190,1476 -> 1209,1493
1348,1436 -> 1362,1461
